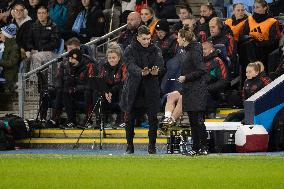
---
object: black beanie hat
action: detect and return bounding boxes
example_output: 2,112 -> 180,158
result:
9,0 -> 28,9
155,19 -> 169,33
68,48 -> 82,62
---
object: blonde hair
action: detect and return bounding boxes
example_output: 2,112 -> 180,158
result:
178,28 -> 196,43
254,61 -> 265,72
247,61 -> 263,74
106,42 -> 123,58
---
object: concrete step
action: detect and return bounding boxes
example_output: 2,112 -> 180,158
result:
31,128 -> 168,138
15,137 -> 168,150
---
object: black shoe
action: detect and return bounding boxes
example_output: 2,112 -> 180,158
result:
148,145 -> 157,154
125,145 -> 134,154
65,122 -> 76,129
185,150 -> 198,156
198,148 -> 209,155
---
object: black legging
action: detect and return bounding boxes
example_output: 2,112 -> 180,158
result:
187,111 -> 207,151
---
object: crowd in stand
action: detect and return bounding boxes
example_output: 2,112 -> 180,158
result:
0,0 -> 283,153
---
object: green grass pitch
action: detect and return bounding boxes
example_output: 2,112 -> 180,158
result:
0,154 -> 284,189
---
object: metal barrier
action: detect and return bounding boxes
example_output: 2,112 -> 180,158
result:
18,24 -> 127,119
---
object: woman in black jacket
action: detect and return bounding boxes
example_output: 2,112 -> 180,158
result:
177,28 -> 208,155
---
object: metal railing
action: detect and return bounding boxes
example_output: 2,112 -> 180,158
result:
18,24 -> 127,119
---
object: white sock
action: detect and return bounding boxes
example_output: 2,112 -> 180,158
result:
164,111 -> 172,118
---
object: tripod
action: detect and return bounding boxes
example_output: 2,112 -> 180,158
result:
73,76 -> 109,149
72,95 -> 105,149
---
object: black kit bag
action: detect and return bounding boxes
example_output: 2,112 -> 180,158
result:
0,120 -> 15,150
2,114 -> 28,140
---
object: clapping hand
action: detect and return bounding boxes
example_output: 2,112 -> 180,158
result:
142,67 -> 150,76
177,76 -> 186,83
105,92 -> 112,103
150,66 -> 159,76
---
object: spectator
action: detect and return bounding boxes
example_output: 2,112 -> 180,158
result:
224,3 -> 248,42
198,3 -> 217,39
26,0 -> 41,21
98,42 -> 127,128
239,0 -> 281,73
0,0 -> 11,27
0,23 -> 20,93
26,5 -> 60,74
122,0 -> 136,13
182,17 -> 207,43
120,25 -> 164,154
117,11 -> 141,50
65,37 -> 93,57
56,48 -> 97,128
48,0 -> 69,33
72,0 -> 106,43
171,3 -> 192,34
71,0 -> 106,44
135,0 -> 148,13
153,19 -> 177,64
103,0 -> 122,31
62,0 -> 81,36
152,0 -> 178,20
140,6 -> 158,35
10,0 -> 33,58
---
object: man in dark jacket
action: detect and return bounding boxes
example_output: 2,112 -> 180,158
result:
55,48 -> 97,128
208,17 -> 237,75
120,25 -> 164,154
117,11 -> 141,50
26,5 -> 60,74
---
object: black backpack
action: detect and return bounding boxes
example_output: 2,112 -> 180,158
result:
0,120 -> 15,150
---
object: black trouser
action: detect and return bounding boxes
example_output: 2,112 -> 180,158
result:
187,111 -> 207,151
62,89 -> 93,124
125,108 -> 158,147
